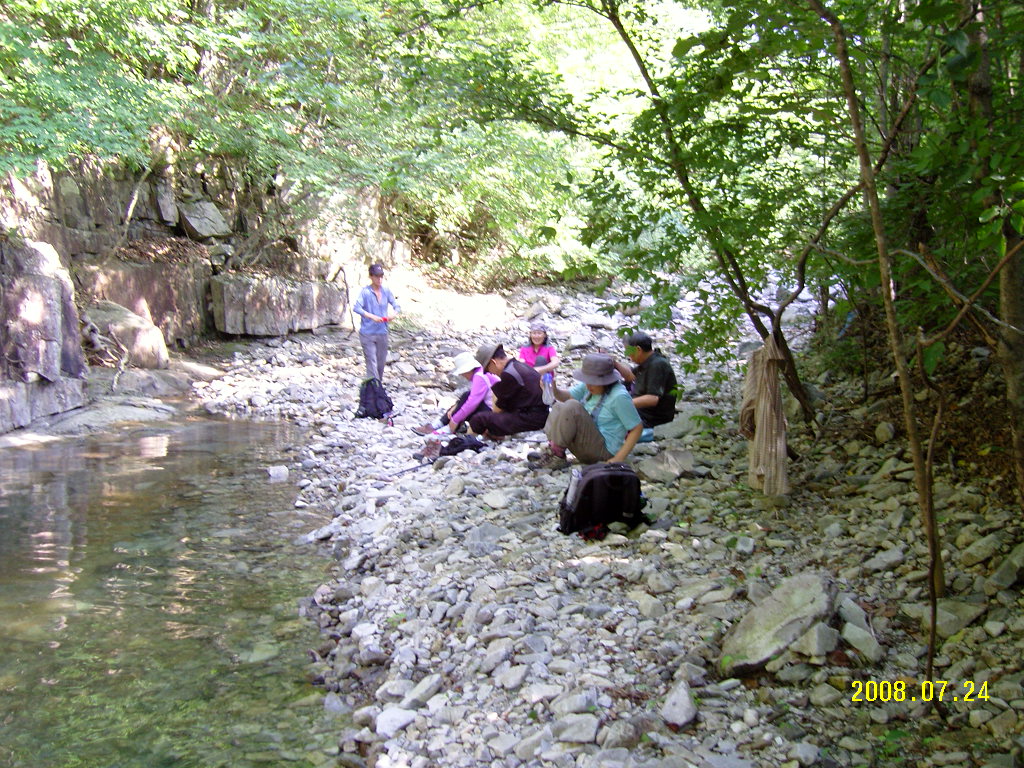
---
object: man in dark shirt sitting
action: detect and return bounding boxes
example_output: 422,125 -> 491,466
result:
469,342 -> 549,439
613,331 -> 678,428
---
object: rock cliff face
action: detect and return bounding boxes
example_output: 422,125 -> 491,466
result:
75,253 -> 213,348
210,274 -> 350,336
0,159 -> 409,433
0,239 -> 87,432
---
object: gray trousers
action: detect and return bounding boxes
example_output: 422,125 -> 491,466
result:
360,333 -> 388,381
543,399 -> 611,464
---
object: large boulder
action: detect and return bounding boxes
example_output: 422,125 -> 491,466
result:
85,300 -> 170,369
901,599 -> 988,639
210,274 -> 348,336
0,239 -> 87,432
985,542 -> 1024,595
720,573 -> 836,676
655,403 -> 710,439
177,200 -> 231,240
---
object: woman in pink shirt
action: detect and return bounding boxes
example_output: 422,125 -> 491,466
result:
519,323 -> 560,374
411,352 -> 500,436
519,322 -> 560,405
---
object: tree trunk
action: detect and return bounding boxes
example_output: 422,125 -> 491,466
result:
964,2 -> 1024,499
998,232 -> 1024,496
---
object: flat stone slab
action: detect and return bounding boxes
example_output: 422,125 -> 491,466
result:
720,573 -> 835,675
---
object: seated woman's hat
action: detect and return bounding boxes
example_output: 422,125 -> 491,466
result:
451,352 -> 479,376
573,354 -> 620,386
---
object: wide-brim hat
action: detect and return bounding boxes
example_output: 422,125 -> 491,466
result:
475,342 -> 503,369
573,353 -> 620,386
451,352 -> 479,376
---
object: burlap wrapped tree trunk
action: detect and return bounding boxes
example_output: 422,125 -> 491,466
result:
739,336 -> 790,496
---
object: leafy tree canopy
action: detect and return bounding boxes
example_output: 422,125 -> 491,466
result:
0,0 -> 597,279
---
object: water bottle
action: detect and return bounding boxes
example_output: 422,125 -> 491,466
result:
565,468 -> 582,505
541,372 -> 555,405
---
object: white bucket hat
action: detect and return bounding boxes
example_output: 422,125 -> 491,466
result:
451,352 -> 479,376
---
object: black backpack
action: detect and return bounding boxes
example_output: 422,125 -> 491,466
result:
355,377 -> 394,419
558,462 -> 648,538
439,435 -> 487,456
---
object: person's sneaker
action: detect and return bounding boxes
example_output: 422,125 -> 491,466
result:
541,372 -> 555,405
420,438 -> 442,461
528,451 -> 569,470
410,422 -> 437,436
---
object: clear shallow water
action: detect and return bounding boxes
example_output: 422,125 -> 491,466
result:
0,419 -> 337,768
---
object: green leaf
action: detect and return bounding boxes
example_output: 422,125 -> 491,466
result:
924,87 -> 951,109
910,1 -> 962,24
672,36 -> 701,59
979,206 -> 1002,222
944,52 -> 969,77
946,30 -> 969,56
921,342 -> 945,376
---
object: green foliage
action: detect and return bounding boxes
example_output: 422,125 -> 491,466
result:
0,0 -> 184,174
0,0 -> 593,281
5,0 -> 1024,355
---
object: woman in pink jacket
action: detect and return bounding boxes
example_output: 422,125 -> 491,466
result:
411,352 -> 500,436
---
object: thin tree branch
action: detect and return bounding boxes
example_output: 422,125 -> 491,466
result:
809,243 -> 876,267
891,243 -> 1024,342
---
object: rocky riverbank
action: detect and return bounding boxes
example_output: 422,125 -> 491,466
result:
181,279 -> 1023,768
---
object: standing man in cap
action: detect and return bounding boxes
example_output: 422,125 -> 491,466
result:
469,343 -> 549,439
530,353 -> 643,470
614,331 -> 677,431
353,262 -> 401,382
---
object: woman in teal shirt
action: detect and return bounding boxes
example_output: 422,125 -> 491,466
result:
531,353 -> 642,469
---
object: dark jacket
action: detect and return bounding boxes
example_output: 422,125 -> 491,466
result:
633,351 -> 677,427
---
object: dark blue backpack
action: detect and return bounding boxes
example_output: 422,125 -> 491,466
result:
355,377 -> 394,420
558,462 -> 648,538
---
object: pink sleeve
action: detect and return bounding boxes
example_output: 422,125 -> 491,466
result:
451,371 -> 495,424
518,346 -> 535,365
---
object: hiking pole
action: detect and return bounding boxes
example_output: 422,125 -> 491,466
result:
381,459 -> 436,480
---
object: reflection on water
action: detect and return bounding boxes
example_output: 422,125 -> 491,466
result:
0,420 -> 337,768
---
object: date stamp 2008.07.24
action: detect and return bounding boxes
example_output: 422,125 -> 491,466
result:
850,679 -> 990,703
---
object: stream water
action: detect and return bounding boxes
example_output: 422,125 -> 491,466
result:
0,418 -> 339,768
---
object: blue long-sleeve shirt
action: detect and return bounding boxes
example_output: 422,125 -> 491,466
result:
353,285 -> 401,335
